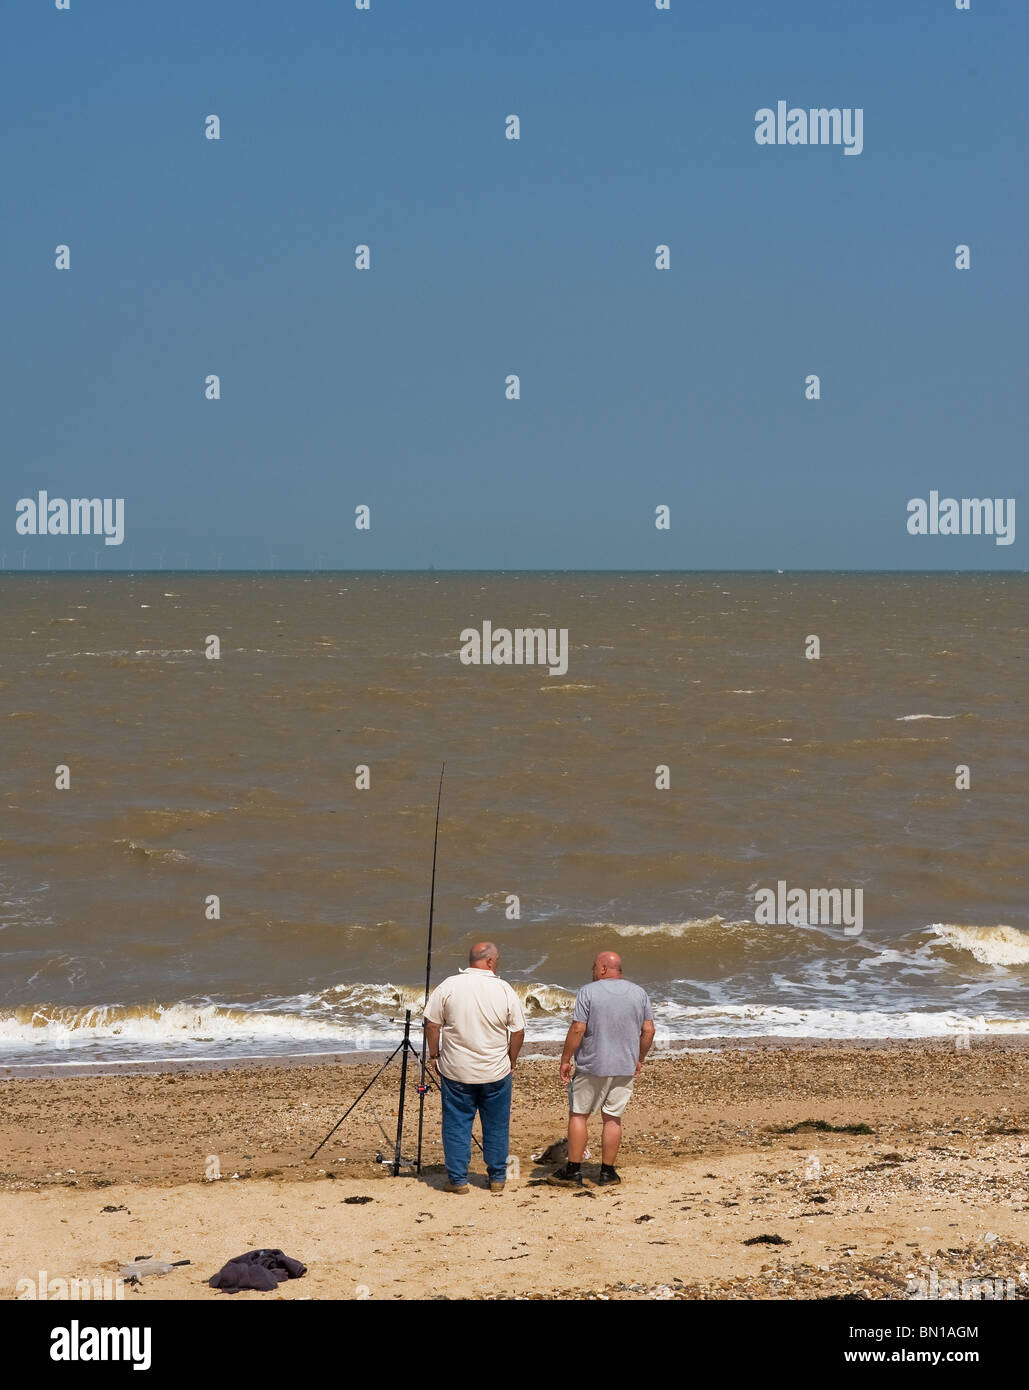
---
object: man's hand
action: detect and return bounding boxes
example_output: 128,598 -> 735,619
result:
424,1020 -> 442,1081
636,1020 -> 655,1080
559,1020 -> 586,1087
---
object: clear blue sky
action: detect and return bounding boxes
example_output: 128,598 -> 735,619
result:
2,0 -> 1024,569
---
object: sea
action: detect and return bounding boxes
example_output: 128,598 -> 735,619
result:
1,571 -> 1026,1071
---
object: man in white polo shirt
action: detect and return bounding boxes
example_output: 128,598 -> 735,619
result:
424,941 -> 525,1195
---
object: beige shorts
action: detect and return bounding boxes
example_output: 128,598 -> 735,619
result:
569,1072 -> 635,1118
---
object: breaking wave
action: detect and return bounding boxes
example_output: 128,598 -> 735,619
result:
3,997 -> 1027,1059
0,1002 -> 357,1049
320,979 -> 576,1018
0,979 -> 578,1059
929,923 -> 1029,968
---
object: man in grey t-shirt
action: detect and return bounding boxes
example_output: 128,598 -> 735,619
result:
549,951 -> 655,1188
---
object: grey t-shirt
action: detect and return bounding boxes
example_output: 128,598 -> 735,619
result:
572,978 -> 654,1077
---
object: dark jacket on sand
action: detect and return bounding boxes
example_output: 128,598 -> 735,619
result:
209,1248 -> 307,1293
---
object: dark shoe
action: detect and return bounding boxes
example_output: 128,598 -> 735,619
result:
489,1181 -> 505,1195
546,1164 -> 583,1188
597,1166 -> 621,1186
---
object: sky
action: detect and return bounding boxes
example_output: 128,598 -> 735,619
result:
1,0 -> 1025,570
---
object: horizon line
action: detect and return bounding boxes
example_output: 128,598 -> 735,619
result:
0,567 -> 1025,578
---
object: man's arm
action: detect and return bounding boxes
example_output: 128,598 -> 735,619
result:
634,1019 -> 656,1079
425,1020 -> 442,1078
508,1029 -> 525,1073
559,1021 -> 587,1084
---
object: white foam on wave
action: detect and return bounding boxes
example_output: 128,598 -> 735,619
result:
930,923 -> 1029,968
861,948 -> 917,968
608,917 -> 728,938
0,1003 -> 359,1050
648,1003 -> 1029,1039
114,839 -> 190,864
896,713 -> 958,721
4,981 -> 1027,1059
0,979 -> 582,1055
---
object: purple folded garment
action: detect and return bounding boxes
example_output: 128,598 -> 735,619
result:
209,1248 -> 307,1293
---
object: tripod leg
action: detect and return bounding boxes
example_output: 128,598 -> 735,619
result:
308,1037 -> 406,1161
392,1011 -> 412,1176
416,1091 -> 426,1174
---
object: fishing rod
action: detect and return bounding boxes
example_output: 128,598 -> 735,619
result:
308,763 -> 466,1175
415,761 -> 445,1173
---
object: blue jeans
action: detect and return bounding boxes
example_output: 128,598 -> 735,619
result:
439,1072 -> 512,1185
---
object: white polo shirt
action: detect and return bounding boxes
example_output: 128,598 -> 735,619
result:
424,968 -> 526,1084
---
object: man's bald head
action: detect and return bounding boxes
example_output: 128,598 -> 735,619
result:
592,951 -> 623,980
469,941 -> 499,971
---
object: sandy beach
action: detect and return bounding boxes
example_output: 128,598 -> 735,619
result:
3,1041 -> 1028,1301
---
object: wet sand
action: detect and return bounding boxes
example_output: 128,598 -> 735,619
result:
2,1042 -> 1028,1300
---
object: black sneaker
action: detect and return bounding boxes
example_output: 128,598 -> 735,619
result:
546,1164 -> 583,1188
597,1166 -> 621,1186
